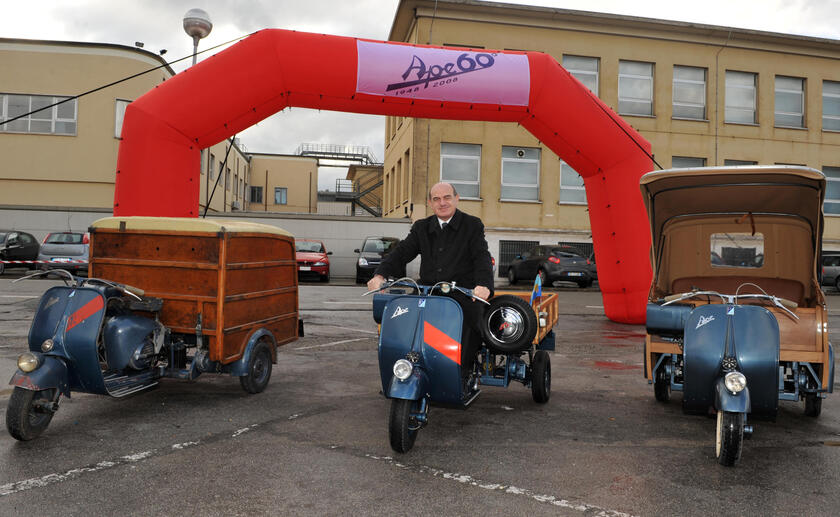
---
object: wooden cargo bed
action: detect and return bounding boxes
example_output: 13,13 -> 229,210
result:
89,217 -> 299,364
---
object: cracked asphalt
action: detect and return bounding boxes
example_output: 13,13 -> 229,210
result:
1,273 -> 839,516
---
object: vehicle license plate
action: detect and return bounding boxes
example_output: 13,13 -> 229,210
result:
567,272 -> 582,277
51,257 -> 71,262
299,266 -> 311,271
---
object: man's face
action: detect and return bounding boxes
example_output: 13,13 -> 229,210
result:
428,184 -> 459,220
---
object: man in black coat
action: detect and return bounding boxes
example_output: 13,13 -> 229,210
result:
367,182 -> 494,394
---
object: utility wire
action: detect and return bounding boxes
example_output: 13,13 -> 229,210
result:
203,134 -> 237,218
0,32 -> 256,128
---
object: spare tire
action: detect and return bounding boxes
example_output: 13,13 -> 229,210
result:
480,295 -> 538,353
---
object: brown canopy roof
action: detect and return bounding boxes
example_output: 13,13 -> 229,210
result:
640,166 -> 825,254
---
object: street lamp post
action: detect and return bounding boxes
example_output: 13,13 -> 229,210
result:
182,8 -> 213,66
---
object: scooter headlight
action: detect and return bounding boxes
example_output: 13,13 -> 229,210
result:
724,371 -> 747,394
17,352 -> 41,373
41,339 -> 54,352
393,359 -> 413,380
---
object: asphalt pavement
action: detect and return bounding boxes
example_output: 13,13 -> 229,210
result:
0,273 -> 839,516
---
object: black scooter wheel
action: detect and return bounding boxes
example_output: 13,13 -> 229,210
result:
240,340 -> 273,394
389,398 -> 421,453
481,295 -> 538,353
6,387 -> 56,441
531,350 -> 551,403
715,411 -> 744,466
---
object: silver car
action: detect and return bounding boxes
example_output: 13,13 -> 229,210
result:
821,251 -> 840,291
38,231 -> 89,275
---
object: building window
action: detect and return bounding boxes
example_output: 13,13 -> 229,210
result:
0,93 -> 77,135
274,187 -> 287,205
563,55 -> 599,95
724,159 -> 758,166
250,186 -> 262,204
824,167 -> 840,215
672,156 -> 706,168
775,75 -> 805,128
618,60 -> 653,116
673,66 -> 706,120
209,154 -> 215,180
823,81 -> 840,131
558,160 -> 586,204
114,99 -> 130,138
440,142 -> 480,199
725,71 -> 757,124
225,168 -> 231,190
501,146 -> 540,201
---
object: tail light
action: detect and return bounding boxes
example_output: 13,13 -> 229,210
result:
491,257 -> 496,266
83,233 -> 90,244
586,259 -> 591,265
547,256 -> 561,264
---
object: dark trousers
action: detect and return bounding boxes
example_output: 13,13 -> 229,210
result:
450,292 -> 485,379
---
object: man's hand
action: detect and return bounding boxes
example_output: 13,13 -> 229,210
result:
367,274 -> 386,292
472,285 -> 490,301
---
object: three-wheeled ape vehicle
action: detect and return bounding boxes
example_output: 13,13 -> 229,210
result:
6,217 -> 300,441
641,166 -> 835,466
368,279 -> 558,453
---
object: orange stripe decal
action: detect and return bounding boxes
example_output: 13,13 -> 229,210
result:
66,295 -> 104,331
423,321 -> 461,365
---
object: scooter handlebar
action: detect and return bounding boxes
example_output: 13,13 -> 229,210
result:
123,285 -> 145,298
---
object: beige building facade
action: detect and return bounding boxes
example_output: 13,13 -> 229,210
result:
1,38 -> 321,217
0,39 -> 174,210
247,154 -> 318,214
384,0 -> 840,251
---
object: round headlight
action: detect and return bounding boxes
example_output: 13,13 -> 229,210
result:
358,257 -> 369,266
724,371 -> 747,394
393,359 -> 413,380
439,283 -> 452,294
17,352 -> 41,373
41,339 -> 54,352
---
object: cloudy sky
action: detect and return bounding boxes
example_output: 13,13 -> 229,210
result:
3,0 -> 839,189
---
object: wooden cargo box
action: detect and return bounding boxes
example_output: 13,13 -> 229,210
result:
88,217 -> 299,364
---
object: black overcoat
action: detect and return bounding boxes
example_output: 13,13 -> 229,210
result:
375,209 -> 494,291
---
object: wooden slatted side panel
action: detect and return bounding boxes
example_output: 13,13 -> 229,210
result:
89,230 -> 222,349
219,232 -> 298,363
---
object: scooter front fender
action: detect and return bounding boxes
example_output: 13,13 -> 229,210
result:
386,369 -> 429,401
714,377 -> 751,414
9,355 -> 71,397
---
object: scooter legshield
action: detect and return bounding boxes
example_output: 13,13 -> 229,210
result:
683,304 -> 779,417
28,287 -> 109,395
378,295 -> 464,405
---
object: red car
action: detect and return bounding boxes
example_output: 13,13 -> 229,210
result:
295,239 -> 331,282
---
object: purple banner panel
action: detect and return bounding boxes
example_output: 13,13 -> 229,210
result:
356,40 -> 530,106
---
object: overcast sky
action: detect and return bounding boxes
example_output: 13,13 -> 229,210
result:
3,0 -> 839,190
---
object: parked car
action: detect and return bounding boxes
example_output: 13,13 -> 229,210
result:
295,239 -> 331,282
355,236 -> 402,283
38,231 -> 89,275
507,245 -> 593,288
0,230 -> 40,275
821,251 -> 840,290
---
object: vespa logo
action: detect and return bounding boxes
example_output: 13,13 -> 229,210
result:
695,314 -> 715,330
391,306 -> 409,319
386,52 -> 496,94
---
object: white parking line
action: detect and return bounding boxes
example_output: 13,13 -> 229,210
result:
0,295 -> 39,299
325,325 -> 378,335
365,454 -> 636,517
295,337 -> 368,351
322,301 -> 372,305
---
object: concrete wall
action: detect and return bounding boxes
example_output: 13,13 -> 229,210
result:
0,206 -> 415,279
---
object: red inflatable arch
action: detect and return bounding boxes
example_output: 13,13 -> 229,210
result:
115,29 -> 653,323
